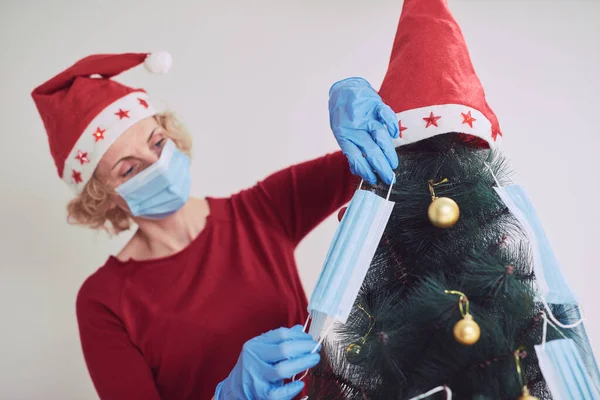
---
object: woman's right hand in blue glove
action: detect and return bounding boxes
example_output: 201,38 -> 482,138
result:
214,325 -> 321,400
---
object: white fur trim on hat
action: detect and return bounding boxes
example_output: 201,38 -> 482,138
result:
62,91 -> 157,192
391,104 -> 502,149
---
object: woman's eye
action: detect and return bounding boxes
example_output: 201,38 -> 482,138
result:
122,165 -> 135,177
154,138 -> 165,148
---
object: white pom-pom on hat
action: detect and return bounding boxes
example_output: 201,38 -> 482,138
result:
144,51 -> 172,74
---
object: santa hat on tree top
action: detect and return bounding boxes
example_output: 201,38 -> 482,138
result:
379,0 -> 502,149
31,51 -> 172,192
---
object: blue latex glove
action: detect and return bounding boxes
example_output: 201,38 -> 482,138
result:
214,325 -> 321,400
329,77 -> 400,185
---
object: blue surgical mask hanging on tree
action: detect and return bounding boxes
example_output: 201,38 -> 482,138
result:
307,180 -> 395,341
534,311 -> 600,400
491,182 -> 575,304
536,337 -> 600,399
116,139 -> 191,219
486,163 -> 600,391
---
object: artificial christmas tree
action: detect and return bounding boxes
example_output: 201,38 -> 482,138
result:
305,0 -> 600,398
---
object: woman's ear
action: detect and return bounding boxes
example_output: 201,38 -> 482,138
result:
108,190 -> 131,216
93,171 -> 130,216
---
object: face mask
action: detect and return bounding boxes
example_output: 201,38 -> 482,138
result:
535,338 -> 600,399
307,181 -> 395,341
115,139 -> 191,219
487,164 -> 600,390
491,182 -> 575,304
534,309 -> 600,400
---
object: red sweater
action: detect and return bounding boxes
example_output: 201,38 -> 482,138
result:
76,152 -> 356,400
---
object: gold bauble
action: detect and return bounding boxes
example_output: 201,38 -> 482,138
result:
346,342 -> 367,365
428,197 -> 460,228
518,394 -> 538,400
517,387 -> 538,400
453,314 -> 480,345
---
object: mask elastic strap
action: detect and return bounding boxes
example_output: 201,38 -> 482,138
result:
539,297 -> 585,350
291,315 -> 313,382
540,297 -> 585,329
541,313 -> 549,349
541,313 -> 569,349
312,319 -> 335,353
293,319 -> 336,382
301,315 -> 311,333
484,162 -> 502,188
408,385 -> 452,400
386,177 -> 395,201
357,178 -> 395,201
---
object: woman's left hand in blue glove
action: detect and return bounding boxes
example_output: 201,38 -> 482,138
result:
329,77 -> 399,185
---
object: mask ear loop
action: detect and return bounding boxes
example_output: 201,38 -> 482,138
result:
541,313 -> 549,350
386,176 -> 395,201
292,319 -> 336,382
539,298 -> 584,351
484,162 -> 502,188
408,385 -> 452,400
301,315 -> 311,333
292,315 -> 313,382
357,176 -> 395,198
540,297 -> 585,329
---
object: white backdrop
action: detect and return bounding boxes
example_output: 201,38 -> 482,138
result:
1,0 -> 599,399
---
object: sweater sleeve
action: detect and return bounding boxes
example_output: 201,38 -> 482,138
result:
237,151 -> 358,246
76,270 -> 162,400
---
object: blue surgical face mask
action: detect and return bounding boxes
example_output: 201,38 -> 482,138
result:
307,181 -> 395,340
492,183 -> 575,304
115,139 -> 191,219
487,163 -> 600,391
535,338 -> 600,400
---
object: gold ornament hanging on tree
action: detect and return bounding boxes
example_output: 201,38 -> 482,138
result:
345,342 -> 366,364
445,290 -> 480,346
453,314 -> 480,345
345,304 -> 376,365
517,387 -> 538,400
428,179 -> 460,228
514,347 -> 539,400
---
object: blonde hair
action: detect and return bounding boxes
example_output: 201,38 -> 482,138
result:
66,111 -> 193,235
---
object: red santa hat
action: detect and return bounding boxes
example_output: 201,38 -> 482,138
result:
31,51 -> 172,192
379,0 -> 502,148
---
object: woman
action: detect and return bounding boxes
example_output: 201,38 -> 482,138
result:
31,52 -> 399,400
